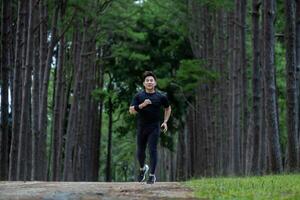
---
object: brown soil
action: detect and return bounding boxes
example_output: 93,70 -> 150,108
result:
0,181 -> 198,200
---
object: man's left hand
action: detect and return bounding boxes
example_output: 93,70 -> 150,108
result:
160,122 -> 168,133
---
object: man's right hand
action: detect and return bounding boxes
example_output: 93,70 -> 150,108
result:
141,99 -> 152,108
129,106 -> 137,114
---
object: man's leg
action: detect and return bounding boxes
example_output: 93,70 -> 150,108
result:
147,124 -> 160,184
136,125 -> 150,182
137,126 -> 148,168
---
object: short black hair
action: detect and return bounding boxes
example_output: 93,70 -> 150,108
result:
143,71 -> 157,81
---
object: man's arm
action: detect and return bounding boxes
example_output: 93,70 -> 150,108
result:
161,106 -> 171,132
129,99 -> 152,115
163,106 -> 171,123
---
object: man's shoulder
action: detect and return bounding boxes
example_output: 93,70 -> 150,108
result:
155,90 -> 167,97
135,91 -> 145,97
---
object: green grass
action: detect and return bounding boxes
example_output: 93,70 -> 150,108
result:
185,174 -> 300,200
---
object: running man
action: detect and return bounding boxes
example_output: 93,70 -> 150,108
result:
129,71 -> 171,184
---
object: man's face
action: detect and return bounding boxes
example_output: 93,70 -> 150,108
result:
143,76 -> 156,90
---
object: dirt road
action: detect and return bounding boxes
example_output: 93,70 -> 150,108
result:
0,181 -> 197,200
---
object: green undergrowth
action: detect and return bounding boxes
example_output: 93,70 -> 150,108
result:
185,174 -> 300,200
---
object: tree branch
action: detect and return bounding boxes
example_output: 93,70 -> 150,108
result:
53,8 -> 77,45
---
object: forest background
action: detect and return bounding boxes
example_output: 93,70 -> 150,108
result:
1,0 -> 300,182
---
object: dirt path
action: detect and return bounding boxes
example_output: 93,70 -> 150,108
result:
0,181 -> 197,200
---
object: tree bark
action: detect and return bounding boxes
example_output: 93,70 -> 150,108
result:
241,0 -> 248,175
284,0 -> 299,171
63,23 -> 83,181
9,0 -> 25,181
90,47 -> 104,181
17,0 -> 34,180
51,0 -> 67,181
31,0 -> 46,180
233,0 -> 242,175
31,0 -> 41,180
106,74 -> 113,182
251,0 -> 262,175
263,0 -> 282,173
36,4 -> 59,180
0,0 -> 12,181
295,0 -> 300,167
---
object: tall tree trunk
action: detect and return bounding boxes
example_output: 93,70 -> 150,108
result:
50,59 -> 62,180
9,0 -> 25,181
245,114 -> 254,175
205,8 -> 214,177
74,20 -> 92,180
218,10 -> 229,176
251,0 -> 262,175
63,24 -> 83,181
295,0 -> 300,167
51,0 -> 66,181
223,11 -> 231,176
233,0 -> 241,175
85,37 -> 100,181
90,47 -> 105,181
0,0 -> 12,181
260,66 -> 268,174
259,0 -> 268,174
216,9 -> 225,176
284,0 -> 298,171
241,0 -> 248,175
31,0 -> 40,180
176,120 -> 188,180
32,0 -> 47,180
263,0 -> 282,173
26,94 -> 33,181
106,74 -> 113,182
17,0 -> 33,180
36,4 -> 59,180
228,10 -> 235,175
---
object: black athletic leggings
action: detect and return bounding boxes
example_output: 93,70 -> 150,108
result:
137,123 -> 160,174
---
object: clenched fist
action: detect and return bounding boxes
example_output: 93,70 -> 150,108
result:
141,99 -> 152,108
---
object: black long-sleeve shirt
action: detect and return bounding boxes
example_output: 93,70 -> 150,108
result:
131,90 -> 170,125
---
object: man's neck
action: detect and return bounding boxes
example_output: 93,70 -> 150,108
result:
145,88 -> 155,93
